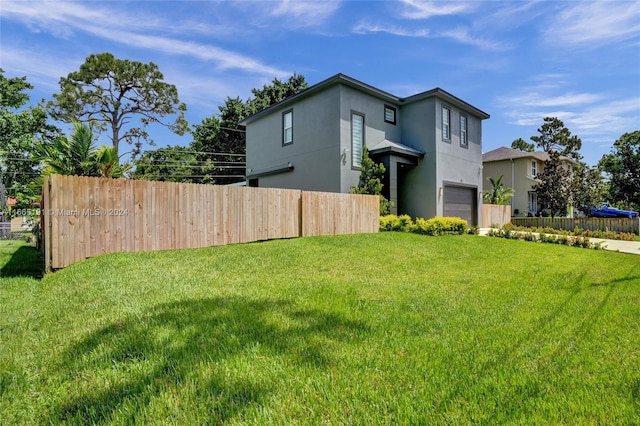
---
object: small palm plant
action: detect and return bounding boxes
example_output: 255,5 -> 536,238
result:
35,121 -> 130,178
35,121 -> 97,176
95,145 -> 131,178
483,175 -> 514,205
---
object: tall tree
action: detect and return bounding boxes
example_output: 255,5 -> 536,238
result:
530,117 -> 583,218
190,74 -> 308,185
532,150 -> 571,218
571,161 -> 606,216
132,146 -> 198,182
0,69 -> 60,211
530,117 -> 582,160
48,52 -> 188,158
511,137 -> 534,152
599,130 -> 640,211
245,73 -> 308,115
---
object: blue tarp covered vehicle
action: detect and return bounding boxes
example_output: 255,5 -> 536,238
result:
591,202 -> 638,219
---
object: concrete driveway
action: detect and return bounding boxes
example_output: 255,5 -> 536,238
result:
588,238 -> 640,255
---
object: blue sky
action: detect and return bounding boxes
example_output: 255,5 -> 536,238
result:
2,0 -> 639,166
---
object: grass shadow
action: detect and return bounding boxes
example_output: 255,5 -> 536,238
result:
0,242 -> 44,279
50,296 -> 369,423
434,268 -> 637,421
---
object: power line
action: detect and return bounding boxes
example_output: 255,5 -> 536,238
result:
0,149 -> 247,157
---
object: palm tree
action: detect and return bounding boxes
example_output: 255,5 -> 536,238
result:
94,145 -> 131,178
483,175 -> 515,205
35,121 -> 98,176
35,121 -> 130,178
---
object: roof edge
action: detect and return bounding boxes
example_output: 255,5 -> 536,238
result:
240,73 -> 490,125
240,73 -> 400,125
403,87 -> 490,119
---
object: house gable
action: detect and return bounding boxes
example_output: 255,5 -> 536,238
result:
482,146 -> 577,216
242,73 -> 490,225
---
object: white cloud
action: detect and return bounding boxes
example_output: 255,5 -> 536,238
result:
437,26 -> 509,51
2,0 -> 289,77
503,94 -> 639,139
352,22 -> 506,51
503,92 -> 603,108
352,22 -> 430,38
398,0 -> 475,19
488,1 -> 544,23
0,46 -> 74,92
84,25 -> 288,76
571,98 -> 640,133
269,0 -> 341,27
543,1 -> 640,47
225,0 -> 341,32
3,1 -> 149,35
498,75 -> 640,151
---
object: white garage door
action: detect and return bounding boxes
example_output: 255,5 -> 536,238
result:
443,185 -> 477,226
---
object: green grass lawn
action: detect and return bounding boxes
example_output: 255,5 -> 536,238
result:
1,234 -> 638,424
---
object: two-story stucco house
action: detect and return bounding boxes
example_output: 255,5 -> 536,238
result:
482,146 -> 577,217
239,74 -> 490,226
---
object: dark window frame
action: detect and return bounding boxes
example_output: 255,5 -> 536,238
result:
282,109 -> 293,146
460,114 -> 468,148
384,105 -> 397,125
442,105 -> 451,142
351,111 -> 365,170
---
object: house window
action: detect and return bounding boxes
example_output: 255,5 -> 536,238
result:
460,115 -> 468,147
531,160 -> 537,177
384,105 -> 396,125
442,106 -> 450,141
352,112 -> 364,169
282,110 -> 293,145
528,192 -> 538,215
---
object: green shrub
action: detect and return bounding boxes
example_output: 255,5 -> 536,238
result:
380,215 -> 469,236
486,225 -> 601,250
397,214 -> 413,232
379,214 -> 414,232
380,214 -> 398,232
410,217 -> 430,235
410,216 -> 468,236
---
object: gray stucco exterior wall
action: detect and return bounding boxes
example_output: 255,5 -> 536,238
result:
246,86 -> 342,192
433,98 -> 484,224
337,85 -> 402,193
243,74 -> 488,226
399,97 -> 483,224
397,98 -> 437,219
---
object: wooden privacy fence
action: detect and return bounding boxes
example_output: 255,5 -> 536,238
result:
41,175 -> 380,270
482,204 -> 511,228
511,217 -> 639,235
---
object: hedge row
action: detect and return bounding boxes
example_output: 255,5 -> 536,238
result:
380,214 -> 473,236
501,223 -> 637,242
486,227 -> 603,250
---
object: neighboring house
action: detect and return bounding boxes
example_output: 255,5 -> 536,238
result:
239,74 -> 490,226
482,146 -> 576,217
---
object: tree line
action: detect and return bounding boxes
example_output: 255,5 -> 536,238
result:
1,52 -> 638,221
1,53 -> 308,216
507,117 -> 639,217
